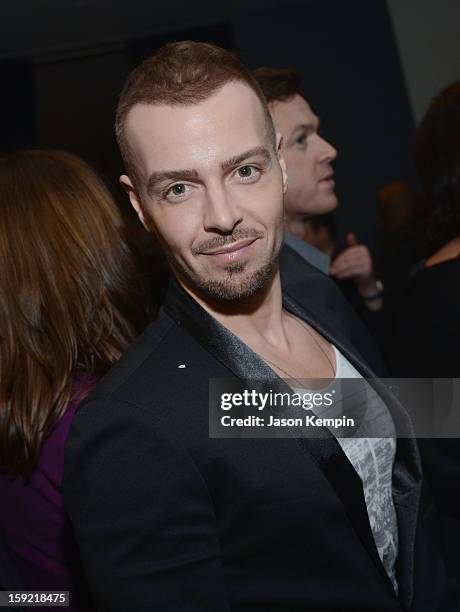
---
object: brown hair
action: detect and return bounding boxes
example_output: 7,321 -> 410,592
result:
415,81 -> 460,251
0,149 -> 147,477
115,40 -> 276,188
252,67 -> 301,104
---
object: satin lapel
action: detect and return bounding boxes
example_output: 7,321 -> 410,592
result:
283,290 -> 422,609
163,278 -> 398,593
163,277 -> 277,380
280,292 -> 400,593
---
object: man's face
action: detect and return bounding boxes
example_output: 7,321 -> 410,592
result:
269,94 -> 338,217
121,81 -> 286,301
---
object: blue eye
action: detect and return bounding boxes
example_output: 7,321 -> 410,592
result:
164,183 -> 191,202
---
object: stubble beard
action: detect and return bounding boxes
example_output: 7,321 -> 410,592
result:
191,257 -> 277,301
162,230 -> 281,302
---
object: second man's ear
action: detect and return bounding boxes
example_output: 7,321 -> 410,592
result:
119,174 -> 149,231
279,156 -> 288,195
275,133 -> 288,194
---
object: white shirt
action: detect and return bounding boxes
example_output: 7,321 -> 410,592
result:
292,345 -> 399,592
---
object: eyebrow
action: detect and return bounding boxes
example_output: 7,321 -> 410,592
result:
146,146 -> 272,196
220,146 -> 272,172
291,119 -> 320,137
147,168 -> 199,197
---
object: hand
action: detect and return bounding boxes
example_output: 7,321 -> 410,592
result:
330,233 -> 377,290
330,233 -> 383,311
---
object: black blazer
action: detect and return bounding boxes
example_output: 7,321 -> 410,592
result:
279,245 -> 385,375
63,267 -> 456,611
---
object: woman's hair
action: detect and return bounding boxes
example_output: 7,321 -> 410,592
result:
415,81 -> 460,252
0,149 -> 147,477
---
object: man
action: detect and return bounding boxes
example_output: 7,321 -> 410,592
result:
254,68 -> 384,313
63,42 -> 454,611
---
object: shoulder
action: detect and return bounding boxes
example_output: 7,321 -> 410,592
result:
408,256 -> 460,301
280,244 -> 334,291
281,246 -> 385,375
425,236 -> 460,268
282,235 -> 331,274
280,244 -> 355,316
81,309 -> 211,411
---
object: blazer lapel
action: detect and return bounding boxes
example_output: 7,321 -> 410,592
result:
163,278 -> 421,608
163,277 -> 419,604
282,290 -> 422,610
163,277 -> 276,380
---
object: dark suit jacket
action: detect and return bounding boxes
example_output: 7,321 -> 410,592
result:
63,260 -> 456,611
279,245 -> 385,376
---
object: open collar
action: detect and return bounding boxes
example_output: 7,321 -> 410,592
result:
163,275 -> 420,606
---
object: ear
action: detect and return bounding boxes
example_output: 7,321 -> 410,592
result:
275,132 -> 288,194
120,174 -> 150,231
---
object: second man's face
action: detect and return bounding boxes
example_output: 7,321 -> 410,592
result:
122,81 -> 287,302
269,94 -> 338,217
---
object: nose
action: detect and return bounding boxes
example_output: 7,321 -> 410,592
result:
317,135 -> 338,163
203,183 -> 243,234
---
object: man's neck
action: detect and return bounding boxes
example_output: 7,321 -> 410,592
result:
178,269 -> 291,349
284,214 -> 306,239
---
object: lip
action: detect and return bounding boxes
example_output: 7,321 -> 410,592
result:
319,175 -> 335,189
203,238 -> 257,256
202,238 -> 258,264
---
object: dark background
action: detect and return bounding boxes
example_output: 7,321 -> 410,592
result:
0,0 -> 421,248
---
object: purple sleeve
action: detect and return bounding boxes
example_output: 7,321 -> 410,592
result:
0,372 -> 98,610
